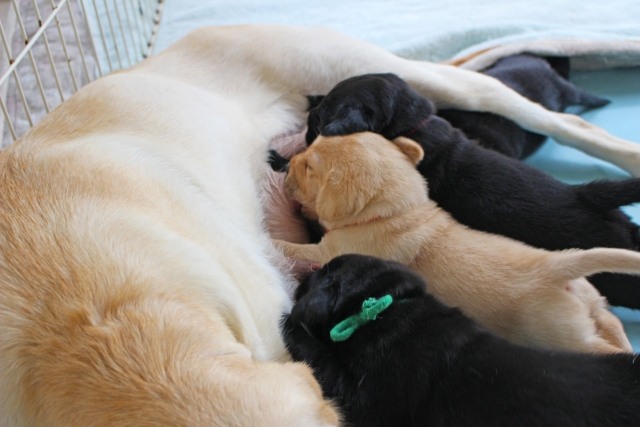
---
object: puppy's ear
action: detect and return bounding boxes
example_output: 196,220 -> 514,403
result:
290,286 -> 334,338
306,104 -> 371,146
306,95 -> 325,111
391,136 -> 424,165
322,106 -> 374,138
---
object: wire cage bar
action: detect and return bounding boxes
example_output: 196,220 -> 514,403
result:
0,0 -> 164,148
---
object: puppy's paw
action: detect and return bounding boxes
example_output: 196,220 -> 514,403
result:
272,238 -> 292,255
272,239 -> 329,265
268,149 -> 290,172
273,239 -> 307,259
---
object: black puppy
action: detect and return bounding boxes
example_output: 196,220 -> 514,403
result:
283,254 -> 640,427
437,54 -> 610,159
304,73 -> 640,308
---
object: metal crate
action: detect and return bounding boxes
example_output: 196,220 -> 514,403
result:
0,0 -> 164,147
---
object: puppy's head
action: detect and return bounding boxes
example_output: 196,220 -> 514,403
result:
306,73 -> 435,145
289,254 -> 427,342
284,132 -> 426,227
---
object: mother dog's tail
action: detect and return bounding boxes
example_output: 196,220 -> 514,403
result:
548,247 -> 640,282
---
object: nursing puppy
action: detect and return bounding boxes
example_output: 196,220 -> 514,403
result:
283,254 -> 640,427
305,73 -> 640,308
437,54 -> 610,159
273,132 -> 640,353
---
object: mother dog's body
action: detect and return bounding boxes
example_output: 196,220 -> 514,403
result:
0,30 -> 331,426
0,52 -> 343,426
1,24 -> 639,426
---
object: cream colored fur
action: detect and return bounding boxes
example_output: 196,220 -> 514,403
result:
274,132 -> 640,354
1,24 -> 639,426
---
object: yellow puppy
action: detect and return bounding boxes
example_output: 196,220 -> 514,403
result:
275,132 -> 640,354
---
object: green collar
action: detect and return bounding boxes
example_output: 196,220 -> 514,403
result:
330,295 -> 394,342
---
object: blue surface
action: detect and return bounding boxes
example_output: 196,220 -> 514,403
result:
524,67 -> 640,351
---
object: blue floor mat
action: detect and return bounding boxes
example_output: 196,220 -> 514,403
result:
524,67 -> 640,351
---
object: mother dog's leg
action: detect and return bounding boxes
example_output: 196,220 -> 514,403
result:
172,25 -> 640,175
407,62 -> 640,176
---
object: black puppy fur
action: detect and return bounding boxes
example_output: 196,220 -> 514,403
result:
437,54 -> 610,159
268,149 -> 290,172
303,73 -> 640,308
283,254 -> 640,427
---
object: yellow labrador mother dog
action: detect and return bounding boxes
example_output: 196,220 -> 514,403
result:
274,132 -> 640,354
1,24 -> 640,426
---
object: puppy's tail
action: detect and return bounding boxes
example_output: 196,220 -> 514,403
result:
555,76 -> 611,110
568,86 -> 610,109
575,178 -> 640,210
548,248 -> 640,282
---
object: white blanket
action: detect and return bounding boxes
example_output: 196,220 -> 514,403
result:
153,0 -> 640,67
